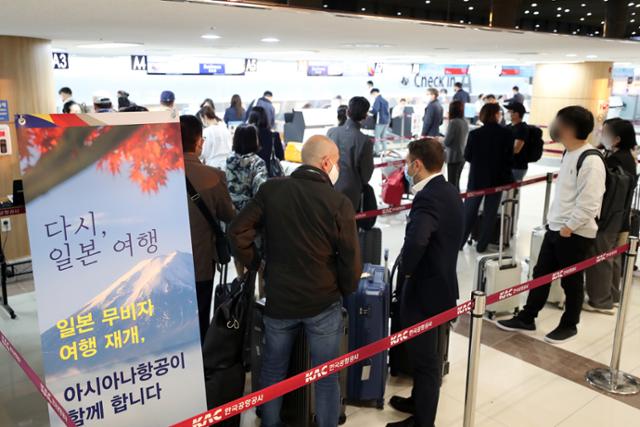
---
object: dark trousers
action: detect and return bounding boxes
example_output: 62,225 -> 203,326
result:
461,192 -> 502,251
521,230 -> 593,327
196,278 -> 215,344
406,327 -> 440,427
447,162 -> 464,192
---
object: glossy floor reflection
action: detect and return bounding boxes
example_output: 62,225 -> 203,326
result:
2,159 -> 640,426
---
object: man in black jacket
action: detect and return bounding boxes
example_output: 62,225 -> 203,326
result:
387,138 -> 464,427
327,96 -> 374,211
229,135 -> 361,427
421,88 -> 444,137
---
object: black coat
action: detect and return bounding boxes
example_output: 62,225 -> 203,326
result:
228,165 -> 362,319
464,123 -> 514,190
400,175 -> 464,322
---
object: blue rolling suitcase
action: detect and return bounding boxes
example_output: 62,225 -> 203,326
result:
343,256 -> 391,409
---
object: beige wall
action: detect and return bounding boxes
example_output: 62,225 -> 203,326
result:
530,61 -> 613,145
0,36 -> 55,260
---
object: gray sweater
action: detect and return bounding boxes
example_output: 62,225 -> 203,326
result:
443,118 -> 469,164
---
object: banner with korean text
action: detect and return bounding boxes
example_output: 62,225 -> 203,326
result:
15,112 -> 207,426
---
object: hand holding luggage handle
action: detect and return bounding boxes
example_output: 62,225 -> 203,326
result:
498,198 -> 519,269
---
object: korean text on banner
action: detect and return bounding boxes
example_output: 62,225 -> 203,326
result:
15,112 -> 207,427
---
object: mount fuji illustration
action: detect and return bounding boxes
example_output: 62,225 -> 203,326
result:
41,251 -> 201,376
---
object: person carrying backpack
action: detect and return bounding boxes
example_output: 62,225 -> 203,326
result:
506,102 -> 544,181
498,106 -> 606,344
583,118 -> 637,314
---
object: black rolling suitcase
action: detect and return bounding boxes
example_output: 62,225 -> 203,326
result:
359,228 -> 382,265
251,300 -> 348,426
389,255 -> 451,379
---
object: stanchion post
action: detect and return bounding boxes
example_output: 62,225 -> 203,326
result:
463,291 -> 486,427
586,237 -> 640,395
542,172 -> 553,224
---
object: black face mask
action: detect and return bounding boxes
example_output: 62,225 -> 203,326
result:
549,123 -> 561,142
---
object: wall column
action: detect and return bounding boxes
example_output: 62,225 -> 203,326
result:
0,36 -> 55,260
530,61 -> 613,146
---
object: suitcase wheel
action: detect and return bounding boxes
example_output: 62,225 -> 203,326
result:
487,311 -> 496,320
513,307 -> 520,316
376,399 -> 385,410
339,414 -> 347,425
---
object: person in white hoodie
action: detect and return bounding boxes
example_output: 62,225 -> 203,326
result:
498,106 -> 606,345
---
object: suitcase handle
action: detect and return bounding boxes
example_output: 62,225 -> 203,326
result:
498,198 -> 519,268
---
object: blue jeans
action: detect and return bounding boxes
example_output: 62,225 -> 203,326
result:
374,124 -> 389,153
260,302 -> 343,427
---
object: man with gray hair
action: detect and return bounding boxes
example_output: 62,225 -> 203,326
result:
229,135 -> 361,427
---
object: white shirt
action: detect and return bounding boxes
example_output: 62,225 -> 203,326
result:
412,172 -> 443,194
547,144 -> 606,239
200,122 -> 233,170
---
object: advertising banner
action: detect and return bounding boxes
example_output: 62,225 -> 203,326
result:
15,112 -> 206,426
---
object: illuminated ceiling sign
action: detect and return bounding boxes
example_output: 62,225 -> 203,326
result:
444,65 -> 469,75
147,57 -> 246,75
306,63 -> 344,77
500,66 -> 534,77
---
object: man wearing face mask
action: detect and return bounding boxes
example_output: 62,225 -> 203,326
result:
229,135 -> 361,427
498,106 -> 606,344
388,138 -> 463,427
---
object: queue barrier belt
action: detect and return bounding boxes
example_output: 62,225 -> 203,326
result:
355,173 -> 557,221
1,241 -> 626,427
0,171 -> 618,427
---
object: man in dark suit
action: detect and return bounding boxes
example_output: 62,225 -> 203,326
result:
421,88 -> 444,137
387,138 -> 464,427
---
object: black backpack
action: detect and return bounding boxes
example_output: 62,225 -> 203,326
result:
577,149 -> 635,233
526,125 -> 544,163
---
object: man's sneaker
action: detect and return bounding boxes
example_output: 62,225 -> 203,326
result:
544,325 -> 577,344
496,317 -> 536,332
582,301 -> 615,315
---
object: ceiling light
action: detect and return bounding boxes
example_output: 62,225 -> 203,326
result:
425,0 -> 431,3
361,7 -> 366,11
586,54 -> 598,58
565,8 -> 570,12
580,17 -> 585,21
77,42 -> 142,48
468,6 -> 474,10
533,11 -> 539,15
557,13 -> 562,17
557,6 -> 562,10
535,24 -> 540,28
525,10 -> 530,14
201,34 -> 221,39
628,2 -> 635,6
531,3 -> 538,6
323,4 -> 327,8
581,3 -> 586,6
261,37 -> 279,43
587,12 -> 592,16
566,53 -> 578,57
397,11 -> 402,15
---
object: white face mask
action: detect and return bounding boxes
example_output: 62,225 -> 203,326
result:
328,161 -> 340,185
601,136 -> 614,150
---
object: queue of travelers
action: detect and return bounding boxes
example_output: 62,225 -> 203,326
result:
56,84 -> 638,427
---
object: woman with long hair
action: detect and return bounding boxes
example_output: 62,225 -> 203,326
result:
248,106 -> 284,177
199,105 -> 232,170
224,94 -> 245,124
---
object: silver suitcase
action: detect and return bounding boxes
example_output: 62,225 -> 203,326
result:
474,199 -> 523,319
529,226 -> 565,309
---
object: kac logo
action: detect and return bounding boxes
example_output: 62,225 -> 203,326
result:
305,365 -> 329,383
192,411 -> 218,427
390,330 -> 409,346
499,288 -> 513,300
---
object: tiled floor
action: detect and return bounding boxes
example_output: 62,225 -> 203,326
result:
2,158 -> 640,426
